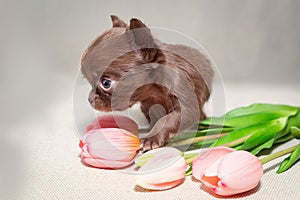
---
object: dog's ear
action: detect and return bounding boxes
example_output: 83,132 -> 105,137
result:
110,15 -> 128,28
129,18 -> 159,62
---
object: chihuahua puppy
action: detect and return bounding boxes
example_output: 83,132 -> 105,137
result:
81,16 -> 214,151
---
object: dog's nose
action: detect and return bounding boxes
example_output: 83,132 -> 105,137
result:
88,97 -> 94,104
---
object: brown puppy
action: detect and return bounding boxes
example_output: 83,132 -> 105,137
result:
81,16 -> 214,151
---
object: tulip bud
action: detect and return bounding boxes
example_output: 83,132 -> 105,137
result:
80,128 -> 140,169
135,147 -> 187,190
193,146 -> 263,196
85,115 -> 139,136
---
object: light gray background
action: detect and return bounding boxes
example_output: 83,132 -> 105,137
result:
0,0 -> 300,199
1,0 -> 299,125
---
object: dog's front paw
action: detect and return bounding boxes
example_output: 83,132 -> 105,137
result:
140,134 -> 166,152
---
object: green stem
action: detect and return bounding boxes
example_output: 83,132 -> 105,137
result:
168,133 -> 228,147
260,144 -> 299,165
183,153 -> 199,164
222,134 -> 252,148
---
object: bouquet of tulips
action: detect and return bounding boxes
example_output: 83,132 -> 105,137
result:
171,103 -> 300,172
79,103 -> 300,197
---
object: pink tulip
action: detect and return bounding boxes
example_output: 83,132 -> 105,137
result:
135,147 -> 187,190
85,115 -> 139,136
192,146 -> 263,196
80,128 -> 140,169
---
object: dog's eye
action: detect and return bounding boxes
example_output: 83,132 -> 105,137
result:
100,78 -> 113,90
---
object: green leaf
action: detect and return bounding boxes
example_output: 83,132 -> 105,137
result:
200,104 -> 298,128
251,138 -> 275,155
234,144 -> 243,150
240,118 -> 287,150
291,126 -> 300,139
192,139 -> 217,147
199,117 -> 227,127
196,127 -> 234,136
210,121 -> 279,148
211,120 -> 282,147
225,103 -> 298,118
185,164 -> 193,176
172,127 -> 234,141
200,111 -> 296,128
276,108 -> 300,139
277,144 -> 300,173
275,133 -> 293,144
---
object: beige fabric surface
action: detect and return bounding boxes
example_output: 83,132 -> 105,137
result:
4,82 -> 300,200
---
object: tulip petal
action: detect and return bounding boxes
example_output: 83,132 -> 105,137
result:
136,147 -> 186,190
195,148 -> 263,196
85,115 -> 138,136
200,158 -> 222,189
81,144 -> 137,169
192,146 -> 235,180
202,157 -> 220,177
201,175 -> 220,187
213,186 -> 253,196
137,178 -> 185,190
217,151 -> 263,190
81,147 -> 135,169
135,147 -> 182,167
80,128 -> 140,169
82,156 -> 134,169
86,128 -> 140,162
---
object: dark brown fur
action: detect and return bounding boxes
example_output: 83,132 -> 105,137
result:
81,16 -> 214,151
